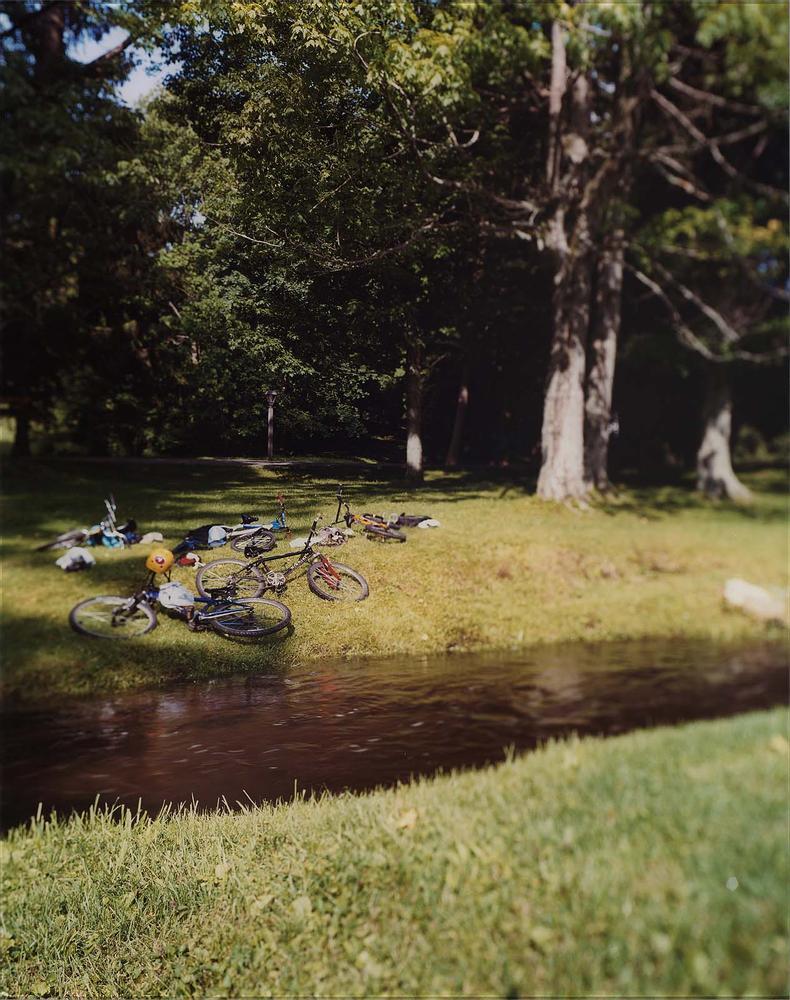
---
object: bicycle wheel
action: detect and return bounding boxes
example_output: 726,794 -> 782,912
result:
230,529 -> 277,553
69,596 -> 157,639
209,597 -> 291,638
195,559 -> 265,599
365,524 -> 406,543
307,561 -> 369,602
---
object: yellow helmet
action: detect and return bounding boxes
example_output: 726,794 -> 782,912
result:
145,548 -> 174,574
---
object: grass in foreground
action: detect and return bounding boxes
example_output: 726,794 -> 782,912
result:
1,709 -> 787,997
1,460 -> 787,701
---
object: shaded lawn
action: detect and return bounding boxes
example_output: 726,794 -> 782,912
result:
1,709 -> 786,997
1,459 -> 787,703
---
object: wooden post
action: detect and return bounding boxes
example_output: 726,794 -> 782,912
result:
265,389 -> 278,460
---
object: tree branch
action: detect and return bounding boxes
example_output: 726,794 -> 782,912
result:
650,258 -> 741,344
199,212 -> 284,248
667,76 -> 765,117
652,153 -> 712,202
81,33 -> 135,77
652,89 -> 789,204
626,263 -> 785,365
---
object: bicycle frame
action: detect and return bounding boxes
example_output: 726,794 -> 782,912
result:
237,519 -> 341,591
115,573 -> 262,627
333,485 -> 392,531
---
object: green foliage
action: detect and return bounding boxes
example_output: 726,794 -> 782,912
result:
0,3 -> 178,450
695,0 -> 789,109
2,0 -> 786,462
635,197 -> 788,363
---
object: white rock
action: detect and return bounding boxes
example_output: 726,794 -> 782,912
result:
723,578 -> 789,624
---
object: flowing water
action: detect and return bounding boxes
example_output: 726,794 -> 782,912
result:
1,639 -> 786,831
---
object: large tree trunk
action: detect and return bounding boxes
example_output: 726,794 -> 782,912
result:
584,229 -> 624,490
444,366 -> 469,468
27,1 -> 67,82
11,409 -> 31,458
405,337 -> 423,482
537,244 -> 594,499
696,366 -> 751,502
536,29 -> 593,501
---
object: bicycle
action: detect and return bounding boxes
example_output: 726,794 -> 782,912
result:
35,495 -> 139,552
228,494 -> 290,552
172,496 -> 289,558
332,485 -> 406,542
195,516 -> 369,602
69,549 -> 291,640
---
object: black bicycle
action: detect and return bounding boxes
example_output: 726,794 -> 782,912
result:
195,517 -> 369,602
70,571 -> 291,640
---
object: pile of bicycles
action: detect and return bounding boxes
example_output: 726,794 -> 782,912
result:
62,486 -> 437,645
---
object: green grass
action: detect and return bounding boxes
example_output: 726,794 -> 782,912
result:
1,708 -> 787,997
1,460 -> 787,702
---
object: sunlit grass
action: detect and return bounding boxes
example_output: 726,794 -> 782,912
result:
1,459 -> 786,702
1,709 -> 786,997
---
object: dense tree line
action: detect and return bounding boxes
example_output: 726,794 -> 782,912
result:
2,0 -> 787,499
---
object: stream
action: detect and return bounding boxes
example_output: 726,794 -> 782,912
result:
1,638 -> 786,831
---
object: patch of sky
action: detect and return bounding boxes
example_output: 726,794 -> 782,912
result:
68,26 -> 170,107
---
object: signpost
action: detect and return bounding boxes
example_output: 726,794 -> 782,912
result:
265,389 -> 278,460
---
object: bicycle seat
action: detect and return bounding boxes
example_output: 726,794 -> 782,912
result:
240,514 -> 258,525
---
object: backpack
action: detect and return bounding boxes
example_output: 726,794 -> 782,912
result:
396,514 -> 433,527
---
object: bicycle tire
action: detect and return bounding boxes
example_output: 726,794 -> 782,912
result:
69,595 -> 157,639
195,558 -> 266,599
209,597 -> 291,638
307,561 -> 369,602
230,529 -> 277,553
364,524 -> 406,543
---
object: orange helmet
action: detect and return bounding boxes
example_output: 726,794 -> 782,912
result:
145,548 -> 174,574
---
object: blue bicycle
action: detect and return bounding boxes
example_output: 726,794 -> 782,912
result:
69,560 -> 291,641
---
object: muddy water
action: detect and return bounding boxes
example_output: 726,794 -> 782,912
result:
1,640 -> 786,831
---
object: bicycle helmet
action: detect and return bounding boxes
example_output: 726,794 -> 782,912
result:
145,548 -> 174,574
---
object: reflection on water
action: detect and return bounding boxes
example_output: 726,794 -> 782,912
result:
1,639 -> 786,831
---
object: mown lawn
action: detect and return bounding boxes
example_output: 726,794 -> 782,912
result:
1,459 -> 786,702
1,708 -> 787,997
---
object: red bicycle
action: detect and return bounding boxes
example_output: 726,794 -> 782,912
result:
194,516 -> 369,602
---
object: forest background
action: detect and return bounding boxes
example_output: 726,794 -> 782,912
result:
2,0 -> 787,502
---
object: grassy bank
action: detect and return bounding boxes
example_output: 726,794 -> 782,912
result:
1,460 -> 786,701
1,708 -> 787,997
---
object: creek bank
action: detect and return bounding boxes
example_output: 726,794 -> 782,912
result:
2,638 -> 786,832
2,462 -> 787,703
2,709 -> 786,998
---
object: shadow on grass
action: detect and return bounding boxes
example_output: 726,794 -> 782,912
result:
593,464 -> 788,522
3,460 -> 521,550
1,604 -> 298,707
4,458 -> 785,563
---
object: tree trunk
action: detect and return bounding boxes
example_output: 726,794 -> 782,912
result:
11,409 -> 31,458
405,337 -> 423,482
537,246 -> 594,500
444,367 -> 469,468
696,366 -> 751,502
584,229 -> 624,490
537,28 -> 593,501
28,1 -> 67,83
545,19 -> 566,194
